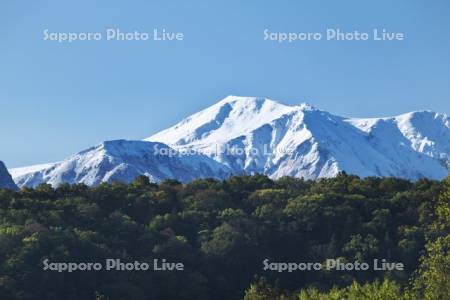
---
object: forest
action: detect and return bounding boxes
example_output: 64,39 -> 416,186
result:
0,173 -> 449,299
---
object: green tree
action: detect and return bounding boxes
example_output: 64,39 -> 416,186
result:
412,175 -> 450,299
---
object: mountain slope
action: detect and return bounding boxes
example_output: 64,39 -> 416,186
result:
0,161 -> 18,190
11,140 -> 231,188
147,96 -> 449,180
11,96 -> 450,188
347,111 -> 450,171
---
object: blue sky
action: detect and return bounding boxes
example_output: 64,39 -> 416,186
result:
1,0 -> 449,167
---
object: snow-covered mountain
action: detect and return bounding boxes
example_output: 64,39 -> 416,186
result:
10,96 -> 450,188
147,96 -> 449,180
0,161 -> 18,190
11,140 -> 231,188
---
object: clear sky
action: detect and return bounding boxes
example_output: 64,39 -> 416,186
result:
1,0 -> 449,168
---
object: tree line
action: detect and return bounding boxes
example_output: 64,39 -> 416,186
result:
0,173 -> 448,299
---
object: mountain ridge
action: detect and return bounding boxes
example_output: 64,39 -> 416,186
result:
10,96 -> 450,187
147,96 -> 449,180
11,140 -> 231,188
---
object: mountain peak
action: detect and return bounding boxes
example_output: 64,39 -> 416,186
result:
147,96 -> 449,181
219,95 -> 317,112
220,95 -> 271,102
297,102 -> 316,111
10,96 -> 450,188
147,95 -> 300,147
218,95 -> 288,108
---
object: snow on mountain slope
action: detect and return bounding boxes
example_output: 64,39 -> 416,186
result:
347,111 -> 450,177
149,96 -> 297,148
348,111 -> 450,166
147,96 -> 450,180
10,162 -> 58,179
11,96 -> 450,187
12,140 -> 231,188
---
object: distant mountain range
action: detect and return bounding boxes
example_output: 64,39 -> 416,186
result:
9,96 -> 450,188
